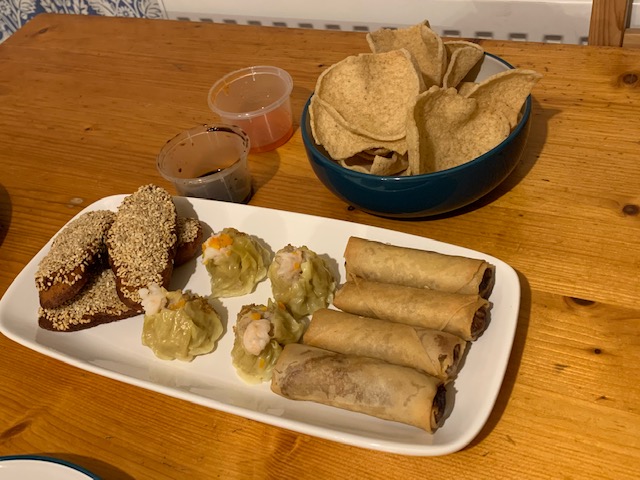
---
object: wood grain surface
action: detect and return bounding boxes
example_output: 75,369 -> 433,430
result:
1,13 -> 639,479
589,0 -> 631,46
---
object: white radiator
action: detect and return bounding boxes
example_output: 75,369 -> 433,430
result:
162,0 -> 640,45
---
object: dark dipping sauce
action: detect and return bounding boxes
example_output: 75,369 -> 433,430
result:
198,168 -> 226,177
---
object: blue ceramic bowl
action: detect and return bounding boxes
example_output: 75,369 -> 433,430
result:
301,54 -> 532,218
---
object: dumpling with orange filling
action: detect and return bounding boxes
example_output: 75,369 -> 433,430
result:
140,284 -> 223,361
202,228 -> 270,298
231,300 -> 306,384
268,245 -> 336,319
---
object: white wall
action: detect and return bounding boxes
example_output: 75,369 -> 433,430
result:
632,1 -> 640,26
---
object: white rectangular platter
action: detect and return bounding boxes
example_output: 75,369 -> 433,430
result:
0,195 -> 520,456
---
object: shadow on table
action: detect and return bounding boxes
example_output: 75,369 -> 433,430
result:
0,183 -> 11,248
465,269 -> 532,448
40,453 -> 136,480
245,84 -> 312,197
248,83 -> 313,196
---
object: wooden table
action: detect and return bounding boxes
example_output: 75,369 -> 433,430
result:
1,13 -> 639,479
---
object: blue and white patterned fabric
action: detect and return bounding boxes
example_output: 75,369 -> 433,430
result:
0,0 -> 167,43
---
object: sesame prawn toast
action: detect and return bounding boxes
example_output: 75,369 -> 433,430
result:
38,268 -> 139,332
106,184 -> 178,311
174,217 -> 204,267
35,210 -> 116,309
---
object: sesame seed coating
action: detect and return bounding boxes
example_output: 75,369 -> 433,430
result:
106,184 -> 178,305
38,268 -> 137,331
35,210 -> 115,291
174,217 -> 204,267
177,217 -> 201,246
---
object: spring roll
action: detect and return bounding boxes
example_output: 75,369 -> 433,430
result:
333,279 -> 489,341
271,343 -> 446,432
303,309 -> 466,381
344,236 -> 496,298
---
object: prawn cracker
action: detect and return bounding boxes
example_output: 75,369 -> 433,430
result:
340,152 -> 408,176
314,49 -> 423,141
457,81 -> 479,96
467,69 -> 542,127
406,87 -> 511,173
309,95 -> 407,161
367,20 -> 446,88
443,41 -> 484,89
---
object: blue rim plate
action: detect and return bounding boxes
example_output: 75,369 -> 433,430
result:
0,455 -> 100,479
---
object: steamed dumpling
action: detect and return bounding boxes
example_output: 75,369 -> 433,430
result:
268,245 -> 336,319
140,284 -> 223,362
231,300 -> 306,384
202,228 -> 270,298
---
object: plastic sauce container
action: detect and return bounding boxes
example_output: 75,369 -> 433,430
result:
208,66 -> 294,153
156,124 -> 252,203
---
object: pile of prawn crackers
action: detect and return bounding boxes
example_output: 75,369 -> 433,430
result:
309,20 -> 542,176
